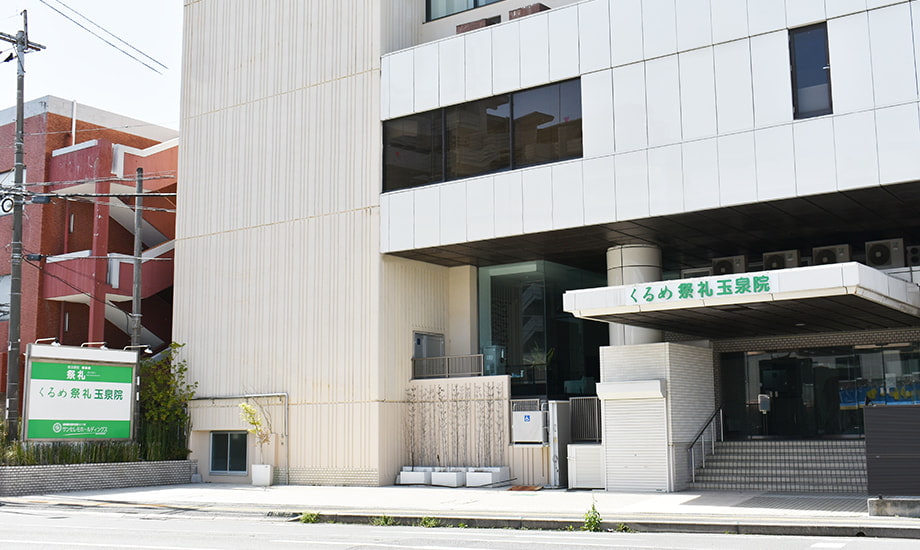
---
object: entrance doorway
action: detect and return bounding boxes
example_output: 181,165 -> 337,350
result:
721,343 -> 920,440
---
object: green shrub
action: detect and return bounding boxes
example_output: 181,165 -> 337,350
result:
371,515 -> 396,526
418,516 -> 441,528
582,503 -> 603,532
299,512 -> 320,523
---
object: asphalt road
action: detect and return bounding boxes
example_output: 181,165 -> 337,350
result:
0,505 -> 917,550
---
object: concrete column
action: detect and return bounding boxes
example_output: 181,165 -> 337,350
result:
607,245 -> 662,346
447,265 -> 478,356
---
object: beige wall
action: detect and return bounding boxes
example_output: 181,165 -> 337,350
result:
177,1 -> 452,485
448,266 -> 478,356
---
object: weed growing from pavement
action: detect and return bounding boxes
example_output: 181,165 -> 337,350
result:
371,515 -> 396,526
582,503 -> 603,532
615,522 -> 634,533
299,512 -> 319,523
418,516 -> 441,528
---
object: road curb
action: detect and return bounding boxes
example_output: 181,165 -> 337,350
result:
286,511 -> 920,539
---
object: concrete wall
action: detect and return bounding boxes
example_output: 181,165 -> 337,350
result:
0,461 -> 195,497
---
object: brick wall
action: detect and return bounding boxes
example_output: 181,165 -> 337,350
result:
0,460 -> 194,497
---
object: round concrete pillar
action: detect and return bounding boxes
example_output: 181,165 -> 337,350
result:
607,245 -> 663,346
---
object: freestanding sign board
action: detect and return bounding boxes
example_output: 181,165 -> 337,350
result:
23,344 -> 138,441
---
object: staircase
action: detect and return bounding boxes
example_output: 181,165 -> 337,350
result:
689,439 -> 867,493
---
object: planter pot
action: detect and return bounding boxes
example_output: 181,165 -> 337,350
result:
431,471 -> 466,487
251,464 -> 273,486
397,470 -> 431,485
466,466 -> 511,487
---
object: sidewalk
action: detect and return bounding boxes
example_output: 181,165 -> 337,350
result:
4,484 -> 920,539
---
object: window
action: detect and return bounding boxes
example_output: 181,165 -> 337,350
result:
445,95 -> 511,180
513,79 -> 582,169
428,0 -> 504,21
210,431 -> 247,474
383,111 -> 443,192
383,79 -> 583,192
790,23 -> 832,119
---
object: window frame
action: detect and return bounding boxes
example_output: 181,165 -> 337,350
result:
209,430 -> 248,475
382,79 -> 583,193
789,22 -> 833,120
427,0 -> 505,22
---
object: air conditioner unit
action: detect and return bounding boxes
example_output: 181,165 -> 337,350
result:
712,256 -> 746,275
865,238 -> 905,269
762,250 -> 800,270
680,267 -> 713,279
907,245 -> 920,267
812,244 -> 852,265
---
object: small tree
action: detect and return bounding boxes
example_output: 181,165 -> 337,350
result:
239,402 -> 272,464
138,343 -> 197,461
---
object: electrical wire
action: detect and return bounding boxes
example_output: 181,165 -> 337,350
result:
46,0 -> 167,71
37,0 -> 164,74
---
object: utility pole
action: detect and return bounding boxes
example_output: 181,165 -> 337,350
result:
2,11 -> 44,442
131,168 -> 143,346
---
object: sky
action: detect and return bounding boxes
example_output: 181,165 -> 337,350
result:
0,0 -> 182,130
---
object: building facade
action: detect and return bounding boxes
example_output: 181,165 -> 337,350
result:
0,96 -> 178,414
178,1 -> 920,490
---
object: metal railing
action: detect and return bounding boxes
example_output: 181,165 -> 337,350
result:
570,396 -> 601,442
688,404 -> 724,483
411,354 -> 484,379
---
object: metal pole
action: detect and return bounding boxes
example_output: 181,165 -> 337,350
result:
4,29 -> 26,441
131,168 -> 143,346
2,11 -> 43,442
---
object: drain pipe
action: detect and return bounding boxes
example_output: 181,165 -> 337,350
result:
190,392 -> 290,484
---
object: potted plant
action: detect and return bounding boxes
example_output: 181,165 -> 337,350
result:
239,402 -> 273,486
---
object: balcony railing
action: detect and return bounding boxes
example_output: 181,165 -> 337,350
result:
411,354 -> 484,379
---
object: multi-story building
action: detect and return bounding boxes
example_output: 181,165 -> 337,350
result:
178,1 -> 920,492
0,96 -> 178,410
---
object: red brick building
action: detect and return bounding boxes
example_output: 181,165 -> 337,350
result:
0,96 -> 178,402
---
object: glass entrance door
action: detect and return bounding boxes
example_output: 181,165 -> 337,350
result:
759,358 -> 812,437
722,343 -> 920,440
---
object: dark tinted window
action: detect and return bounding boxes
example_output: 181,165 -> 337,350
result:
210,431 -> 247,473
428,0 -> 504,21
383,110 -> 443,192
382,79 -> 582,192
513,79 -> 582,168
790,23 -> 832,119
445,95 -> 511,180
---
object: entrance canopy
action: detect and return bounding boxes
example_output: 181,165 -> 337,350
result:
563,263 -> 920,339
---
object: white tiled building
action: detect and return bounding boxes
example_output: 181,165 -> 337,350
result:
177,1 -> 920,492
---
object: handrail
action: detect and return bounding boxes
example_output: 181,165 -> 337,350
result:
687,403 -> 724,484
689,402 -> 724,447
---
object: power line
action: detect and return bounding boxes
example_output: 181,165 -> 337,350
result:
46,0 -> 167,71
37,0 -> 164,74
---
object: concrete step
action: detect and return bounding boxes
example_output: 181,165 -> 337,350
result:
689,481 -> 868,493
690,440 -> 867,494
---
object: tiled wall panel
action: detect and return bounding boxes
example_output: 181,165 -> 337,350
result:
579,0 -> 612,73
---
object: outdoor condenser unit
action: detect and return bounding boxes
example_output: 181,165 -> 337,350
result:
712,255 -> 746,275
865,238 -> 905,269
762,250 -> 800,270
812,244 -> 852,265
